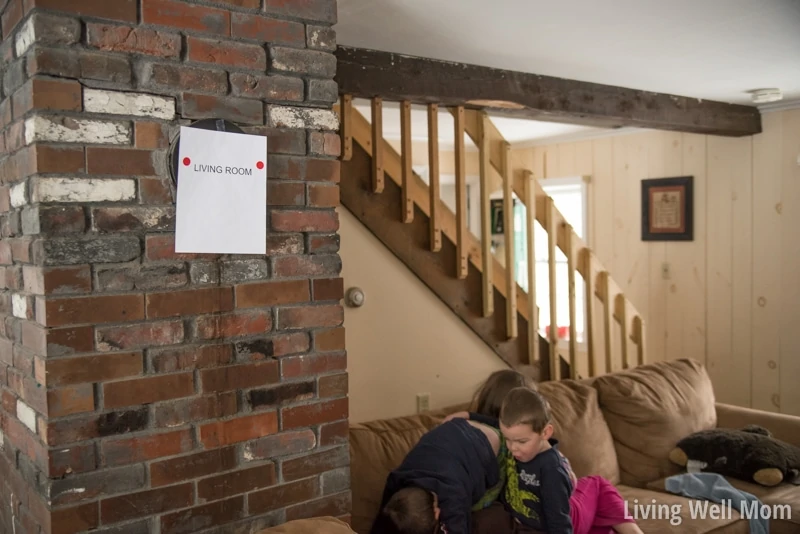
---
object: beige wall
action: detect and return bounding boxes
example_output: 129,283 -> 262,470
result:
339,207 -> 507,424
516,108 -> 800,416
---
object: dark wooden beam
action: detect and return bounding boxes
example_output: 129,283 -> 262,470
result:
335,46 -> 762,137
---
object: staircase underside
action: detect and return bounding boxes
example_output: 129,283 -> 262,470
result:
341,142 -> 556,380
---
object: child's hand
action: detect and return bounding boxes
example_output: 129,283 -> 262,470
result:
441,411 -> 470,423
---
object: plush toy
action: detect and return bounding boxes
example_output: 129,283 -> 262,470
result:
669,425 -> 800,487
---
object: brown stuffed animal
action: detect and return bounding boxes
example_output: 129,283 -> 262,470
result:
669,425 -> 800,487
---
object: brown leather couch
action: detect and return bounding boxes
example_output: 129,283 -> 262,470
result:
348,358 -> 800,534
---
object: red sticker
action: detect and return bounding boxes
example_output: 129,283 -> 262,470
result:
257,161 -> 264,170
183,157 -> 191,166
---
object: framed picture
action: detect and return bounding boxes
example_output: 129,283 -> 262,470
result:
641,176 -> 693,241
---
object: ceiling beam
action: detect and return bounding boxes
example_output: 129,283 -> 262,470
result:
335,46 -> 762,137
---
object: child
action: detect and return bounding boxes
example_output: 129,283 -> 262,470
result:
371,417 -> 502,534
499,387 -> 643,534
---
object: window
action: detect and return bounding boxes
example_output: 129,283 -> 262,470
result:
514,177 -> 589,345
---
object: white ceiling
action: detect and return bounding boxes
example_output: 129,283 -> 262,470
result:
336,0 -> 800,144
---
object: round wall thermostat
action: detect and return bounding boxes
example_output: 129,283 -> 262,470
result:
346,287 -> 366,308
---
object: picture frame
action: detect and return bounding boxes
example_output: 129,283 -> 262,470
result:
641,176 -> 693,241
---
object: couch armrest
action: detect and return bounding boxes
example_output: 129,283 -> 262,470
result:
715,403 -> 800,446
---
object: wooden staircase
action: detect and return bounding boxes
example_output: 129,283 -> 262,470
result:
337,96 -> 646,382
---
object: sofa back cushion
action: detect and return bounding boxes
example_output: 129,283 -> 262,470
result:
348,405 -> 467,534
537,379 -> 620,484
591,358 -> 717,488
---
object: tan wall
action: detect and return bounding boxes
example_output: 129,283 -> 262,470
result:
338,207 -> 507,424
516,109 -> 800,416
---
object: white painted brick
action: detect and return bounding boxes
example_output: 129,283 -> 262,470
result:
25,116 -> 131,145
12,294 -> 27,319
32,177 -> 136,203
84,89 -> 176,120
17,400 -> 37,434
10,181 -> 27,208
268,105 -> 339,131
0,428 -> 4,449
15,16 -> 35,57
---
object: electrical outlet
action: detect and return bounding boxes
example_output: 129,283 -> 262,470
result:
417,393 -> 430,413
661,262 -> 671,280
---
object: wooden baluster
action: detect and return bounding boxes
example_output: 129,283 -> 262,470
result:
600,271 -> 612,374
583,250 -> 596,377
525,171 -> 538,365
546,197 -> 559,380
565,225 -> 577,378
634,316 -> 646,366
502,142 -> 517,338
615,294 -> 628,369
371,97 -> 384,193
340,94 -> 352,161
428,104 -> 441,252
479,114 -> 493,316
400,100 -> 413,223
454,105 -> 468,279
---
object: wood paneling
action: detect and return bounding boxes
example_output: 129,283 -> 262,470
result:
519,108 -> 800,415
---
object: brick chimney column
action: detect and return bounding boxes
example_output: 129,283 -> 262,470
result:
0,1 -> 348,533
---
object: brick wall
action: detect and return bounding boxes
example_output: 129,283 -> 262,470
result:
0,1 -> 348,533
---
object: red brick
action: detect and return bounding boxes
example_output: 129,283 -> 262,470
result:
100,483 -> 194,525
2,389 -> 16,414
271,210 -> 338,232
139,177 -> 173,205
29,0 -> 137,22
37,206 -> 87,235
135,122 -> 170,150
143,0 -> 231,36
235,280 -> 309,309
305,158 -> 340,182
194,310 -> 272,340
3,414 -> 49,469
319,373 -> 348,398
41,294 -> 144,327
10,237 -> 32,262
103,372 -> 194,409
209,0 -> 260,6
268,234 -> 304,255
248,380 -> 314,410
146,234 -> 220,261
286,492 -> 351,522
153,392 -> 237,428
243,429 -> 316,461
24,265 -> 92,295
199,412 -> 278,448
12,78 -> 82,118
239,332 -> 309,360
45,325 -> 95,356
87,147 -> 156,176
273,255 -> 340,278
309,132 -> 341,157
143,62 -> 229,95
50,502 -> 99,534
49,444 -> 97,477
161,496 -> 245,534
146,287 -> 234,318
187,36 -> 266,71
231,12 -> 304,45
87,23 -> 182,58
0,241 -> 12,265
197,463 -> 276,502
313,278 -> 344,301
102,429 -> 194,467
46,407 -> 148,445
308,183 -> 340,208
263,0 -> 336,23
152,344 -> 233,372
1,0 -> 23,37
182,93 -> 263,126
249,478 -> 319,515
230,72 -> 307,101
46,352 -> 143,387
96,320 -> 184,351
150,446 -> 237,488
243,127 -> 305,155
282,353 -> 346,379
200,361 -> 279,393
281,398 -> 348,430
278,304 -> 343,330
267,181 -> 305,207
282,446 -> 348,482
49,464 -> 147,507
48,384 -> 95,417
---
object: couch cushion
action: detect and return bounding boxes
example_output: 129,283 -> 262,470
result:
647,477 -> 800,534
349,406 -> 466,534
257,517 -> 354,533
618,485 -> 749,534
591,358 -> 717,488
537,379 -> 620,484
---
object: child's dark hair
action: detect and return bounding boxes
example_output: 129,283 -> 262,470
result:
471,369 -> 536,418
499,386 -> 551,433
374,487 -> 438,534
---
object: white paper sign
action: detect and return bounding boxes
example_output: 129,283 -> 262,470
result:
175,126 -> 267,254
